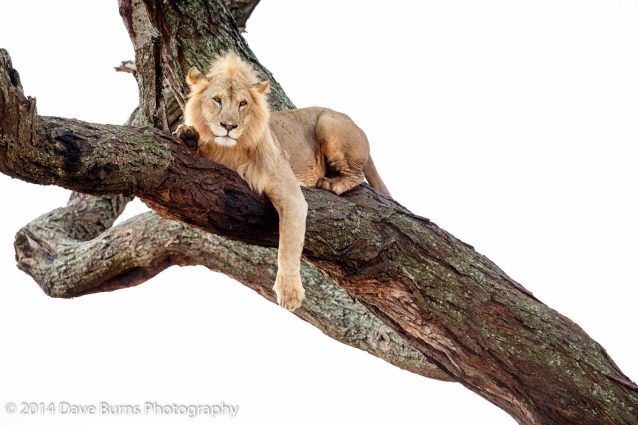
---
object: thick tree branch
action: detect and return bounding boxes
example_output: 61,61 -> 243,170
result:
2,46 -> 637,423
2,48 -> 449,382
14,191 -> 448,381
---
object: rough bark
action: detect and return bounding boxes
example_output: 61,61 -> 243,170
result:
0,47 -> 447,381
14,191 -> 443,380
2,46 -> 637,424
117,0 -> 263,129
2,0 -> 638,423
120,0 -> 293,120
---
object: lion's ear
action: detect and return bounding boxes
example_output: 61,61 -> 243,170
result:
254,80 -> 270,94
186,67 -> 206,86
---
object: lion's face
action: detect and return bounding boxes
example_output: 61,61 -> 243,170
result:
184,54 -> 270,150
190,72 -> 253,148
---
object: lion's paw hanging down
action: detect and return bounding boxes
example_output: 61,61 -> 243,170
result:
176,52 -> 391,310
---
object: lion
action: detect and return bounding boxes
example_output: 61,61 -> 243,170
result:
175,52 -> 391,311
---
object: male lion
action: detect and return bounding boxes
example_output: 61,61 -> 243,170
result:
175,52 -> 390,311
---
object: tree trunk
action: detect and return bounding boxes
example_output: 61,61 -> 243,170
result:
1,1 -> 637,424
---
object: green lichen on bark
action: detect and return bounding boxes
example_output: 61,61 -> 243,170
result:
13,190 -> 449,381
297,186 -> 638,424
3,1 -> 638,422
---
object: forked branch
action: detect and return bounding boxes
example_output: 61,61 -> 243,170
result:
2,0 -> 637,422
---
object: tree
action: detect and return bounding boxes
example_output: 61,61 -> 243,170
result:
1,1 -> 637,424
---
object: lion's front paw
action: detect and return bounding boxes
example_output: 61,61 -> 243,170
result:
273,272 -> 305,311
174,124 -> 200,149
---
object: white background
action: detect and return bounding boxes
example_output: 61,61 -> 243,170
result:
1,1 -> 637,424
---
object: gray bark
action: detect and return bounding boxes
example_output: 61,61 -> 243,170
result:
14,190 -> 446,380
1,0 -> 637,423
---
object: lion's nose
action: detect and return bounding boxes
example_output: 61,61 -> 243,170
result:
220,122 -> 238,132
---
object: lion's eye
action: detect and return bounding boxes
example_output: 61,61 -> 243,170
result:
239,100 -> 248,107
213,97 -> 222,105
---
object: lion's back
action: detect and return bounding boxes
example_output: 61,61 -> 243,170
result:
270,107 -> 328,186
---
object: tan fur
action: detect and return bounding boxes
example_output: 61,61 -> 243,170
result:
183,53 -> 277,194
176,52 -> 390,310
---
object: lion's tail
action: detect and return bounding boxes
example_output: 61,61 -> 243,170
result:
364,157 -> 392,198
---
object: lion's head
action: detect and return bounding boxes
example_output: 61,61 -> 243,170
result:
184,52 -> 271,151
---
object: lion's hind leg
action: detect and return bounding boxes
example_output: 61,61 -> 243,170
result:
315,109 -> 370,196
317,163 -> 365,195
